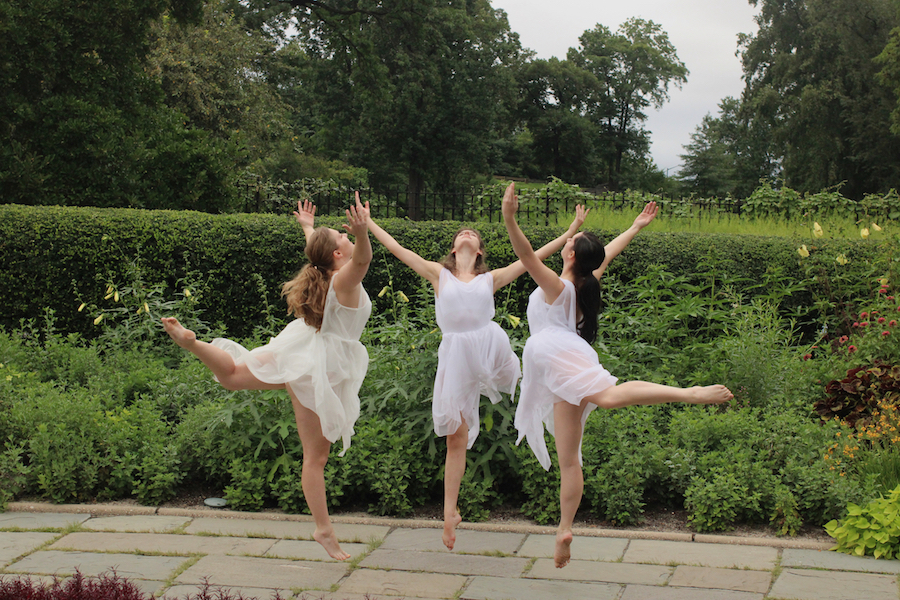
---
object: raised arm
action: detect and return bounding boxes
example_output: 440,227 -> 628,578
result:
592,201 -> 658,281
367,216 -> 442,288
492,182 -> 588,290
293,199 -> 317,241
502,186 -> 565,302
332,192 -> 373,303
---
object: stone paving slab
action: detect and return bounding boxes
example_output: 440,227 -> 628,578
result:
0,532 -> 58,566
161,584 -> 290,599
80,515 -> 191,533
623,539 -> 778,570
184,517 -> 389,543
461,575 -> 621,600
5,550 -> 189,580
360,548 -> 529,577
768,568 -> 899,600
527,557 -> 671,585
292,593 -> 447,600
49,531 -> 277,556
175,554 -> 347,590
669,565 -> 771,593
781,547 -> 900,574
516,534 -> 627,561
338,568 -> 467,599
265,539 -> 370,561
619,586 -> 764,600
379,528 -> 524,555
0,512 -> 90,530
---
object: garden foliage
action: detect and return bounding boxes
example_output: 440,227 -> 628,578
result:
0,205 -> 899,541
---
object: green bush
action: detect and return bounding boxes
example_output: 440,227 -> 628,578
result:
3,203 -> 895,342
826,484 -> 900,558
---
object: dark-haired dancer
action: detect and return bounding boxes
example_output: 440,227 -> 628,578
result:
502,185 -> 732,568
367,183 -> 586,550
162,194 -> 372,561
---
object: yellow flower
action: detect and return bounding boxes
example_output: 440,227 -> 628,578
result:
861,227 -> 870,239
378,286 -> 389,298
144,302 -> 149,313
136,306 -> 143,314
113,291 -> 119,302
184,288 -> 192,298
104,291 -> 114,300
797,245 -> 810,258
397,291 -> 409,303
872,222 -> 882,232
508,314 -> 521,328
813,222 -> 824,238
881,277 -> 890,286
77,303 -> 86,312
836,254 -> 849,265
93,314 -> 104,325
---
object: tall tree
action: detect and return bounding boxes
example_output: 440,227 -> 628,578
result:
569,18 -> 688,190
0,0 -> 246,210
679,96 -> 779,198
289,0 -> 524,215
515,58 -> 604,186
739,0 -> 900,198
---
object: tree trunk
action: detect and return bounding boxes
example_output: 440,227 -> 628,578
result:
407,169 -> 424,221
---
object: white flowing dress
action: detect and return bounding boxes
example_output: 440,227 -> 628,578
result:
515,279 -> 618,470
211,279 -> 371,455
432,268 -> 521,448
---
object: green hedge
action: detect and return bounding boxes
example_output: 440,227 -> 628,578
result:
0,204 -> 894,338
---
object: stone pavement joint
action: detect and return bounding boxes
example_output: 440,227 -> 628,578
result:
0,506 -> 895,600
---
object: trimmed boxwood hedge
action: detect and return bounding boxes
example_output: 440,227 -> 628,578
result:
0,204 -> 893,338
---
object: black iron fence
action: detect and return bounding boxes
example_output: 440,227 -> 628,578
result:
238,180 -> 745,225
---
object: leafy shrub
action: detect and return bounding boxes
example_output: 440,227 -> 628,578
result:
0,571 -> 149,600
814,363 -> 900,428
0,571 -> 288,599
0,444 -> 30,510
516,443 -> 561,525
224,459 -> 269,512
685,468 -> 748,532
826,484 -> 900,559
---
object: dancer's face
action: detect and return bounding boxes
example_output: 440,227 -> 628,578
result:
452,229 -> 482,254
330,228 -> 354,260
562,232 -> 584,257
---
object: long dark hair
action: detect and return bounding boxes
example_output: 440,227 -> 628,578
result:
572,232 -> 606,344
439,228 -> 489,275
281,226 -> 338,331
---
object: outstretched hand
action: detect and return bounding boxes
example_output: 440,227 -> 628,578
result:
294,199 -> 316,230
633,201 -> 658,229
501,181 -> 519,222
343,191 -> 370,237
570,204 -> 589,231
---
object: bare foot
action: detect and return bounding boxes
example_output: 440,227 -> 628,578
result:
688,385 -> 733,405
554,530 -> 573,568
161,317 -> 197,349
314,527 -> 350,561
442,511 -> 463,550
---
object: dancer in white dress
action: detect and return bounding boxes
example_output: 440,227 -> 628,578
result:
161,193 -> 372,561
502,184 -> 733,569
367,183 -> 587,550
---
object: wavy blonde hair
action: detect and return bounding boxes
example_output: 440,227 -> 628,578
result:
281,227 -> 338,331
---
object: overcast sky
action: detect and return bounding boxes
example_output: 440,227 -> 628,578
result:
491,0 -> 760,176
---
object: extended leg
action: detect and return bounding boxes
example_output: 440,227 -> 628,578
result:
161,317 -> 281,391
288,389 -> 350,561
442,417 -> 468,550
587,381 -> 732,410
553,400 -> 587,568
